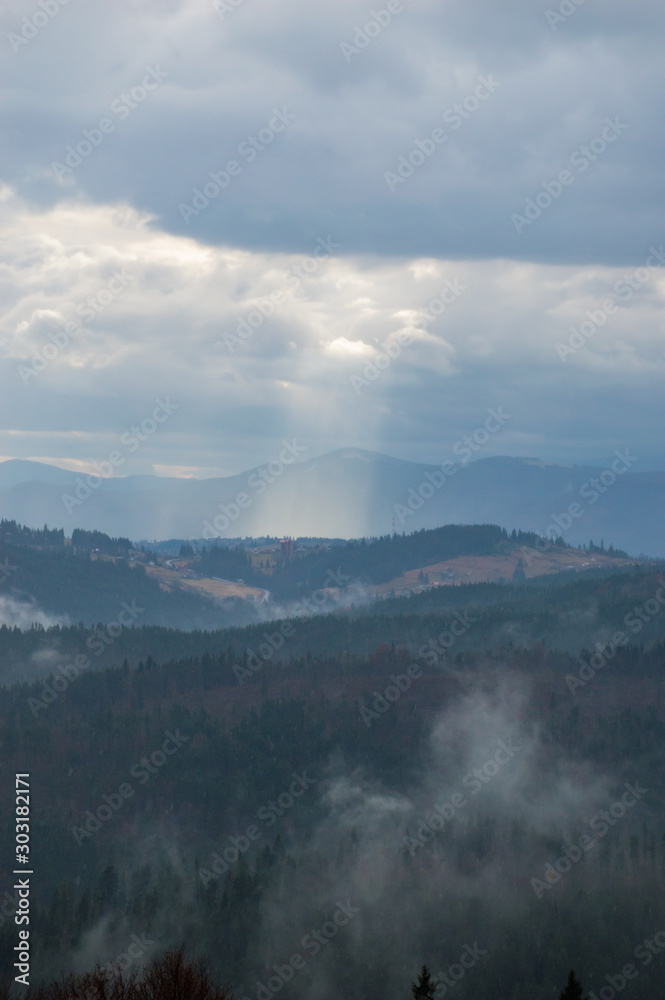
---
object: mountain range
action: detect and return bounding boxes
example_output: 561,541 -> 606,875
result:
0,449 -> 662,555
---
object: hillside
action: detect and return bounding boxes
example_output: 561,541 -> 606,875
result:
2,600 -> 665,999
1,518 -> 665,998
0,521 -> 638,648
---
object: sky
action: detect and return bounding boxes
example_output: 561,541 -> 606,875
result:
1,0 -> 664,479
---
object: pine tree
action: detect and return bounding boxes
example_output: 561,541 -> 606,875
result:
558,969 -> 587,1000
412,965 -> 438,1000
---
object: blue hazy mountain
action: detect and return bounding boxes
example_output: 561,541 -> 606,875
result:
0,449 -> 661,555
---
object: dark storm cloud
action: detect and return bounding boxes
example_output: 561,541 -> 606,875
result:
0,0 -> 664,477
2,0 -> 664,264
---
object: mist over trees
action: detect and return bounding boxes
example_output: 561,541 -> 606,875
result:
1,522 -> 664,999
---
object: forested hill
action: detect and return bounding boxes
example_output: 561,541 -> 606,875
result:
1,522 -> 664,999
197,523 -> 625,599
3,564 -> 665,688
2,630 -> 665,999
0,519 -> 632,634
0,524 -> 257,633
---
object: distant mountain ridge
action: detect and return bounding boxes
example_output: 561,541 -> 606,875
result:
0,449 -> 662,555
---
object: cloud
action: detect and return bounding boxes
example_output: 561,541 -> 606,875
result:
2,0 -> 663,264
0,0 -> 664,476
324,337 -> 374,357
0,595 -> 68,631
0,190 -> 664,473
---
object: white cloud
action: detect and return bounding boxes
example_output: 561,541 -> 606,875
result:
324,337 -> 374,356
0,0 -> 664,474
0,190 -> 663,472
